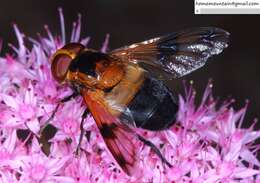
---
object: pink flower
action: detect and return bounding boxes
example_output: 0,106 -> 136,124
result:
0,129 -> 28,183
0,82 -> 44,133
0,130 -> 17,167
0,8 -> 258,182
52,98 -> 85,143
13,139 -> 73,183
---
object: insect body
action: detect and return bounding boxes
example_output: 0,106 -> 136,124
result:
51,27 -> 229,175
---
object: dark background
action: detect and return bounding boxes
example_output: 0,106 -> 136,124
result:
0,0 -> 259,128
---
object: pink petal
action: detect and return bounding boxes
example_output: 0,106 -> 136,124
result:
240,148 -> 260,167
101,34 -> 110,53
26,118 -> 40,134
52,176 -> 75,183
243,131 -> 260,144
0,94 -> 19,110
13,24 -> 26,59
47,156 -> 70,175
4,130 -> 17,152
52,131 -> 67,141
234,167 -> 260,178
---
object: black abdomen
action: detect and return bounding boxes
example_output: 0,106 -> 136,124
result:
127,77 -> 178,131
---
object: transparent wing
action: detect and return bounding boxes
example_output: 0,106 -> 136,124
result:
110,27 -> 229,79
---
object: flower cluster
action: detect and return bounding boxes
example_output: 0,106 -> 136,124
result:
0,9 -> 259,183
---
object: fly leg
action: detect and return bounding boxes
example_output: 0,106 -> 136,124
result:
75,108 -> 90,155
39,92 -> 80,155
40,92 -> 79,134
137,134 -> 172,168
45,93 -> 79,123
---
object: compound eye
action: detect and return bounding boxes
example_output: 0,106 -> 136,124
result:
51,53 -> 72,82
51,43 -> 85,83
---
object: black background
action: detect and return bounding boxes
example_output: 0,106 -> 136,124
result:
0,0 -> 259,128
